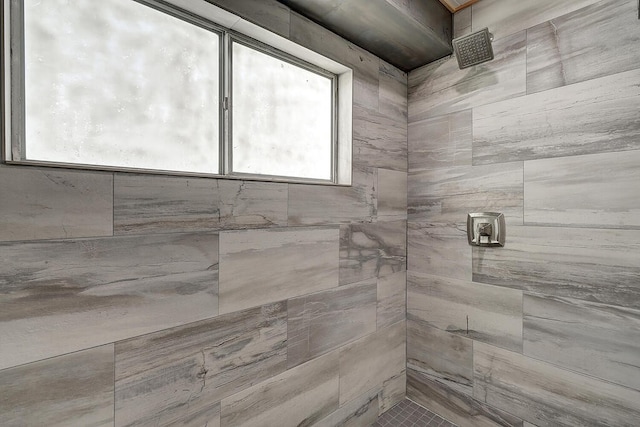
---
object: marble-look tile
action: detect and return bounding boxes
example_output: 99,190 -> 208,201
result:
407,318 -> 473,395
526,0 -> 640,94
408,31 -> 526,121
524,150 -> 640,228
314,388 -> 379,427
408,162 -> 523,224
220,350 -> 339,427
471,0 -> 602,41
344,43 -> 380,110
473,69 -> 640,165
0,345 -> 114,427
473,226 -> 640,309
378,371 -> 406,414
409,109 -> 472,171
377,271 -> 406,329
524,294 -> 640,392
0,166 -> 112,242
453,6 -> 471,38
377,169 -> 407,221
408,272 -> 523,352
115,302 -> 286,427
210,0 -> 290,38
473,342 -> 640,426
288,165 -> 377,225
379,60 -> 407,123
407,369 -> 523,427
114,175 -> 288,234
339,220 -> 406,285
353,104 -> 407,171
339,321 -> 406,405
218,227 -> 338,314
407,222 -> 470,281
287,279 -> 376,369
0,232 -> 219,370
289,12 -> 347,64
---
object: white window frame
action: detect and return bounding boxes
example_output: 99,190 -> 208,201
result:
1,0 -> 353,185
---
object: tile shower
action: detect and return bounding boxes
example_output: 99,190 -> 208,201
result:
1,0 -> 639,427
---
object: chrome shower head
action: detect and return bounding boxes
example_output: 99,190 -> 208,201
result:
452,28 -> 494,69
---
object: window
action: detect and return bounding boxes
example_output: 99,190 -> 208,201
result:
3,0 -> 352,184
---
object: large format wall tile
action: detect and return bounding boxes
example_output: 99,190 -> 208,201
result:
408,272 -> 522,352
524,294 -> 640,392
0,232 -> 219,370
220,350 -> 339,427
314,388 -> 379,427
407,318 -> 473,395
524,150 -> 640,228
377,271 -> 406,329
287,279 -> 376,369
407,369 -> 523,427
473,226 -> 640,309
289,12 -> 347,63
474,342 -> 640,426
115,302 -> 286,427
114,174 -> 287,234
219,227 -> 338,314
473,68 -> 640,165
471,0 -> 602,40
409,110 -> 472,171
377,168 -> 407,221
527,0 -> 640,94
408,31 -> 526,121
339,321 -> 405,405
407,222 -> 471,281
288,165 -> 376,225
408,162 -> 523,224
0,166 -> 112,242
353,105 -> 407,171
0,345 -> 114,427
379,60 -> 407,123
339,220 -> 406,285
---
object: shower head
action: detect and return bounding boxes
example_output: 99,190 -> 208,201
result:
452,28 -> 494,69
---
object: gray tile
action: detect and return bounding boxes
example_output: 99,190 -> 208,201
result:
408,162 -> 523,224
353,104 -> 407,171
0,232 -> 219,370
408,31 -> 526,121
289,12 -> 347,64
115,302 -> 286,427
409,110 -> 472,171
524,294 -> 640,391
524,150 -> 640,228
219,227 -> 339,314
339,220 -> 406,285
471,0 -> 602,41
472,225 -> 640,309
220,350 -> 339,427
343,41 -> 380,110
377,271 -> 406,329
473,69 -> 640,165
527,0 -> 640,94
453,7 -> 471,38
0,345 -> 114,427
408,369 -> 522,427
473,342 -> 640,426
288,165 -> 377,225
407,318 -> 473,395
378,372 -> 407,415
287,278 -> 376,369
407,222 -> 470,281
0,166 -> 112,242
408,272 -> 523,352
379,60 -> 407,123
211,0 -> 290,38
377,168 -> 408,221
314,388 -> 379,427
340,321 -> 406,405
114,175 -> 288,234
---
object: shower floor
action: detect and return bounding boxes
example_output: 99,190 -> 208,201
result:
372,399 -> 457,427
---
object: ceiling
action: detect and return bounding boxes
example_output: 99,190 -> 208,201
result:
277,0 -> 473,71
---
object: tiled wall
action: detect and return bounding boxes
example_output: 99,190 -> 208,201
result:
407,0 -> 640,426
0,1 -> 407,425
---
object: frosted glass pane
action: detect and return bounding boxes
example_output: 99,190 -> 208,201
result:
232,42 -> 333,180
23,0 -> 220,174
